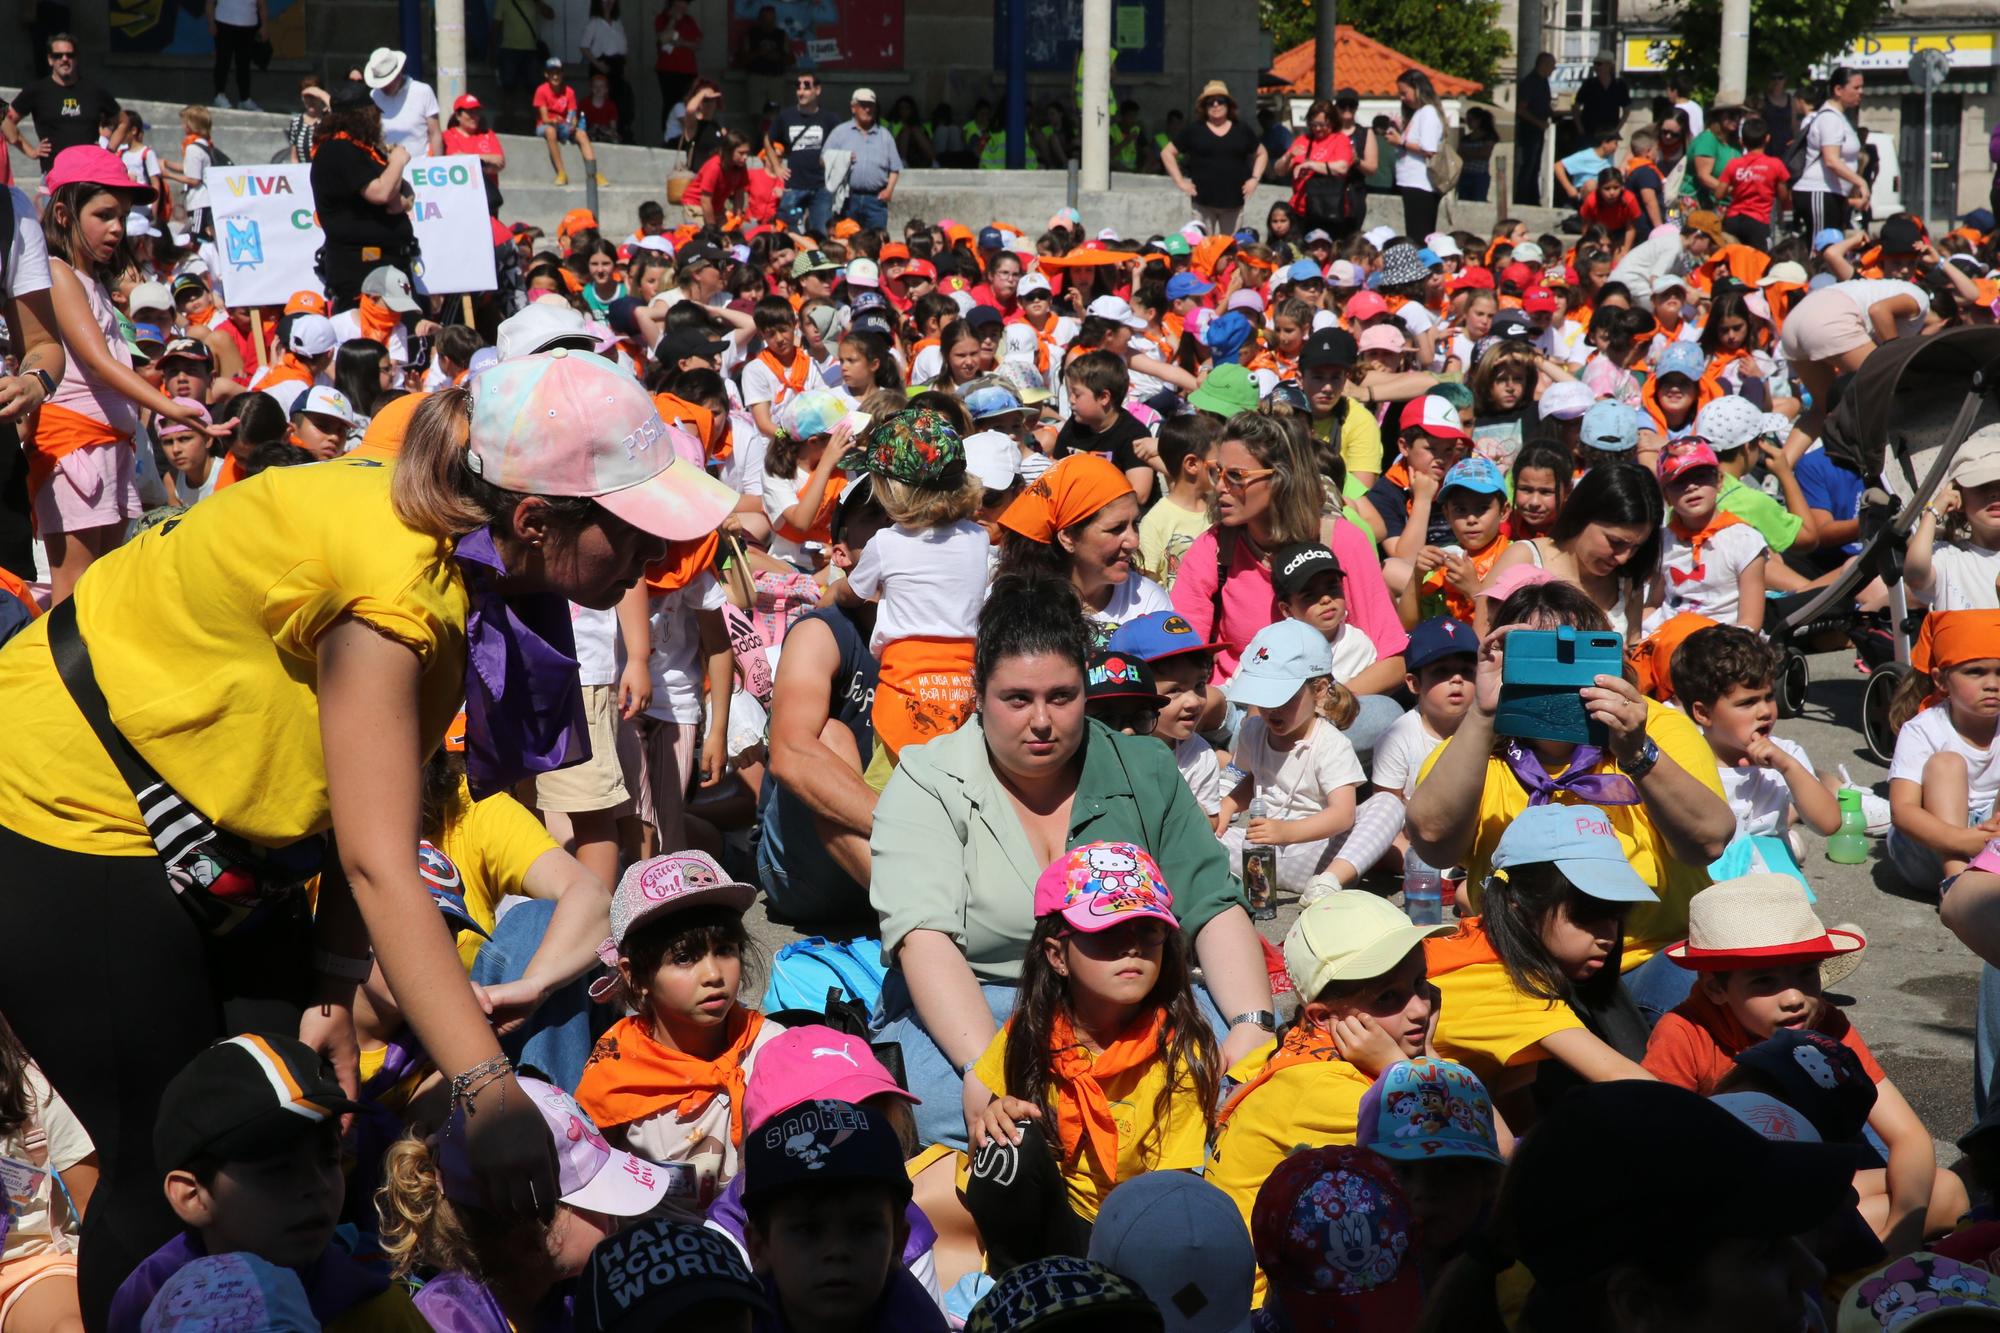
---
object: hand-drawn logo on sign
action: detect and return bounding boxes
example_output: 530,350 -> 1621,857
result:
225,218 -> 264,268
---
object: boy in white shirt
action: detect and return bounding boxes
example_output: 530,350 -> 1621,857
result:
1270,541 -> 1378,684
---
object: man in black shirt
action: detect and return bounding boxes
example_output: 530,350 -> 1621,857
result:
1161,80 -> 1267,238
765,72 -> 842,237
1574,54 -> 1631,139
4,33 -> 119,164
1514,52 -> 1554,206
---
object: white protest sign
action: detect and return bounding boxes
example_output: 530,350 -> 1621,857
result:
204,155 -> 497,308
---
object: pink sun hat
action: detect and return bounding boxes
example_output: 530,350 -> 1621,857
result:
466,348 -> 735,542
742,1025 -> 920,1131
1032,841 -> 1180,934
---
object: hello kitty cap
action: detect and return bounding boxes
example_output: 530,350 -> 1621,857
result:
1032,841 -> 1179,934
1355,1058 -> 1504,1165
608,851 -> 757,949
438,1076 -> 669,1218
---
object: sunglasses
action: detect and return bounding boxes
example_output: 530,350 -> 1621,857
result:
1094,703 -> 1160,735
50,50 -> 75,60
1204,463 -> 1275,491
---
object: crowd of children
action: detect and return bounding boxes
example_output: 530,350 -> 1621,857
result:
15,121 -> 2000,1330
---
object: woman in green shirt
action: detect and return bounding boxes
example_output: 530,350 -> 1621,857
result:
869,574 -> 1274,1148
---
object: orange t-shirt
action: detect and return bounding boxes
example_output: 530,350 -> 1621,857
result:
1641,985 -> 1885,1094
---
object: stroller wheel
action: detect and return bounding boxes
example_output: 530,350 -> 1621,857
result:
1862,663 -> 1911,765
1776,648 -> 1810,718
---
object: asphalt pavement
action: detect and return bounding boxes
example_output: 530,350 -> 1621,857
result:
740,643 -> 1985,1166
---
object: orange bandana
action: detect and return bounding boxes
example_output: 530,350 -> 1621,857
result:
1632,611 -> 1719,701
998,453 -> 1134,544
1046,1009 -> 1165,1173
1667,510 -> 1745,587
1913,609 -> 2000,677
1421,534 -> 1511,623
872,637 -> 977,759
1638,373 -> 1717,437
575,1009 -> 765,1141
644,529 -> 722,595
1699,347 -> 1755,402
1215,1023 -> 1344,1129
261,351 -> 315,392
357,295 -> 401,347
757,347 -> 811,401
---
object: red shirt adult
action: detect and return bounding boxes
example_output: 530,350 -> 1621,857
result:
1721,150 -> 1788,223
655,10 -> 701,73
532,81 -> 578,127
1287,128 -> 1355,216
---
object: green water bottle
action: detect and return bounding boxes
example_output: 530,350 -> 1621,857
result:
1826,789 -> 1870,864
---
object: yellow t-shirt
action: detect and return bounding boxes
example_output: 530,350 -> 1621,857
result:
973,1023 -> 1207,1221
1207,1032 -> 1375,1305
0,457 -> 468,855
435,774 -> 561,968
1314,402 -> 1386,479
1137,494 -> 1213,587
1425,955 -> 1584,1089
1413,699 -> 1724,965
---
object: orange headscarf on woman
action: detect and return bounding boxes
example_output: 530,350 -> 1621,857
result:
998,454 -> 1134,544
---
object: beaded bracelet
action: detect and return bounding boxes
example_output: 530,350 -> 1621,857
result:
450,1054 -> 513,1115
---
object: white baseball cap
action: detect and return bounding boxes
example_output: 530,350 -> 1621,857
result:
129,280 -> 175,316
260,380 -> 310,417
844,257 -> 880,289
286,313 -> 337,357
1364,225 -> 1397,249
1086,295 -> 1146,330
125,210 -> 159,239
1514,241 -> 1546,265
1539,380 -> 1597,421
1018,271 -> 1052,297
497,298 -> 594,360
1425,233 -> 1462,259
1651,274 -> 1688,296
851,87 -> 877,104
297,385 -> 356,426
964,430 -> 1021,492
633,234 -> 676,257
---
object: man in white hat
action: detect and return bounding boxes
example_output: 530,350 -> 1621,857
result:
365,47 -> 443,159
824,88 -> 901,232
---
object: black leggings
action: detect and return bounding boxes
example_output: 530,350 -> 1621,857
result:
213,21 -> 256,103
0,824 -> 309,1328
962,1120 -> 1093,1274
0,422 -> 33,580
1793,190 -> 1851,238
1400,185 -> 1440,240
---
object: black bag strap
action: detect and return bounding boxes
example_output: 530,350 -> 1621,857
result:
0,183 -> 13,301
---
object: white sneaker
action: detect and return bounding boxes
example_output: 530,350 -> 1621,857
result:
237,98 -> 263,113
1837,766 -> 1894,835
213,92 -> 232,109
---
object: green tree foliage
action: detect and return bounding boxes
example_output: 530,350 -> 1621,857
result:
1258,0 -> 1512,90
1655,0 -> 1890,92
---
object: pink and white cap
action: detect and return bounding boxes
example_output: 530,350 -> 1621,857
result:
155,396 -> 212,437
742,1025 -> 921,1131
467,349 -> 735,542
1032,841 -> 1180,934
607,850 -> 757,947
440,1076 -> 670,1218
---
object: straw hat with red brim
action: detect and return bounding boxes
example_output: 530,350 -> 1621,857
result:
1665,873 -> 1867,971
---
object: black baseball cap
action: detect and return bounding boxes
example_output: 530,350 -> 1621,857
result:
656,328 -> 728,365
154,1034 -> 363,1171
1299,328 -> 1357,370
1877,215 -> 1924,255
575,1217 -> 770,1333
158,336 -> 214,368
1733,1028 -> 1879,1144
1489,309 -> 1533,340
1271,541 -> 1342,598
740,1099 -> 911,1212
966,303 -> 1005,330
677,244 -> 726,274
1086,651 -> 1168,708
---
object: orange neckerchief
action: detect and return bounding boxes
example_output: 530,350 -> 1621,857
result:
1637,374 -> 1715,437
1422,533 -> 1511,622
654,391 -> 724,463
574,1009 -> 765,1139
1698,244 -> 1771,292
1215,1023 -> 1344,1129
1044,1008 -> 1165,1173
644,528 -> 722,594
0,564 -> 38,618
261,352 -> 315,391
910,335 -> 939,364
774,471 -> 847,543
213,451 -> 245,490
312,130 -> 387,166
357,296 -> 401,347
1667,509 -> 1746,586
1699,347 -> 1754,402
756,347 -> 811,400
1423,915 -> 1504,978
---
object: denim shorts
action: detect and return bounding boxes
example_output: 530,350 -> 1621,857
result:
1886,799 -> 1994,894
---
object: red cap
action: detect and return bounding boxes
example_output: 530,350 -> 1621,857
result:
1522,286 -> 1559,315
1398,394 -> 1470,442
1500,261 -> 1536,291
1254,1148 -> 1424,1333
1345,290 -> 1388,322
452,92 -> 482,111
905,258 -> 938,281
1657,437 -> 1723,485
1450,265 -> 1495,292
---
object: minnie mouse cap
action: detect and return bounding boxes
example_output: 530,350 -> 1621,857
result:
1033,841 -> 1180,934
1252,1147 -> 1423,1333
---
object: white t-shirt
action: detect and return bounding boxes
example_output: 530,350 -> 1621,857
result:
330,308 -> 412,366
581,14 -> 629,58
0,1066 -> 92,1264
739,353 -> 808,409
4,188 -> 53,299
645,573 -> 728,723
569,602 -> 621,687
1834,279 -> 1930,342
1176,734 -> 1222,814
175,461 -> 221,505
213,0 -> 259,23
1930,542 -> 2000,612
1086,574 -> 1175,634
1889,705 -> 2000,817
847,519 -> 991,657
1795,106 -> 1861,195
761,467 -> 817,567
1371,708 -> 1445,799
909,343 -> 943,387
1395,302 -> 1437,339
723,431 -> 768,498
1234,714 -> 1367,820
1328,621 -> 1378,684
1650,521 -> 1769,629
182,141 -> 213,212
374,79 -> 441,157
1714,733 -> 1815,838
1393,105 -> 1443,190
121,144 -> 161,192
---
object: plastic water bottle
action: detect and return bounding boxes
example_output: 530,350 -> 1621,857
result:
1242,795 -> 1279,921
1403,848 -> 1443,926
1826,789 -> 1870,865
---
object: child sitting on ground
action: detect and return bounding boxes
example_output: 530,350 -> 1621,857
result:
1908,426 -> 2000,613
963,843 -> 1218,1273
1396,456 -> 1511,629
1216,619 -> 1365,895
742,1099 -> 948,1333
1207,890 -> 1451,1303
1106,610 -> 1229,816
1645,438 -> 1768,633
1506,440 -> 1571,543
1886,610 -> 2000,892
761,389 -> 855,571
575,853 -> 787,1213
1271,541 -> 1376,696
1644,873 -> 1965,1251
108,1034 -> 427,1331
576,1216 -> 771,1333
379,1077 -> 672,1329
1136,415 -> 1217,586
1051,351 -> 1155,503
744,298 -> 817,445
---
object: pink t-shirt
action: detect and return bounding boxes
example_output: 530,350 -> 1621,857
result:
1170,519 -> 1408,682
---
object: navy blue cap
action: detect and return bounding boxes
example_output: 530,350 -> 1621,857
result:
605,295 -> 641,339
977,226 -> 1004,250
1733,1029 -> 1877,1144
1404,616 -> 1477,672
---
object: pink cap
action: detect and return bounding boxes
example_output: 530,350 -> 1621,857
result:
1226,289 -> 1266,314
45,144 -> 155,203
1658,437 -> 1722,484
1345,290 -> 1389,322
1399,394 -> 1470,442
1478,564 -> 1556,601
155,396 -> 212,437
743,1025 -> 920,1131
1357,323 -> 1407,356
440,1076 -> 670,1217
607,851 -> 756,948
466,349 -> 736,542
1032,841 -> 1180,933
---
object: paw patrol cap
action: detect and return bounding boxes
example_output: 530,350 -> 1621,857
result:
1356,1058 -> 1504,1165
1033,841 -> 1180,934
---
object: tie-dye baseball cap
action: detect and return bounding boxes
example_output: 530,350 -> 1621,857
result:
466,348 -> 735,542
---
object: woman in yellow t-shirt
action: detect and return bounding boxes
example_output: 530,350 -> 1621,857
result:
1406,577 -> 1733,1029
0,351 -> 734,1318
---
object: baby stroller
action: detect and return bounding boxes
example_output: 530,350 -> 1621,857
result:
1761,325 -> 2000,761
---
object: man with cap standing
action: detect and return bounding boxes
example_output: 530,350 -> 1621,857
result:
765,71 -> 842,237
1162,80 -> 1266,239
825,88 -> 902,231
364,47 -> 443,159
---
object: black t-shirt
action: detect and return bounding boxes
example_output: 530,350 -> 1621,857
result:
10,77 -> 118,158
741,28 -> 791,75
1172,119 -> 1262,208
1054,408 -> 1150,475
1516,73 -> 1552,131
768,105 -> 841,191
683,118 -> 725,172
310,137 -> 415,250
1574,77 -> 1631,136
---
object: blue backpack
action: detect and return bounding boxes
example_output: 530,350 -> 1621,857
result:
760,935 -> 889,1018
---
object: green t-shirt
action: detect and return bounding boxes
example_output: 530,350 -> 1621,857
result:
1681,128 -> 1741,209
1717,471 -> 1802,553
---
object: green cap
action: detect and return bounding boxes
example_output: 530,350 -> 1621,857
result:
1188,363 -> 1258,418
1160,234 -> 1192,258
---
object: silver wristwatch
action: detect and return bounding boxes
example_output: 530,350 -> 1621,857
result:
1228,1010 -> 1278,1033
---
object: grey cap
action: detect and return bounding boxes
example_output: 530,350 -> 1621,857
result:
1087,1174 -> 1254,1333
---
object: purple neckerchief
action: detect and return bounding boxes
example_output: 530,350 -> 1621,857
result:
707,1170 -> 938,1268
108,1230 -> 391,1332
455,526 -> 590,799
1501,738 -> 1641,807
414,1270 -> 573,1333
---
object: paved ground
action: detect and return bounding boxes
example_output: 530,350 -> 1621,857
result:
741,644 -> 1985,1165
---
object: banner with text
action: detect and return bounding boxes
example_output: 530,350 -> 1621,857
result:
203,157 -> 497,309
